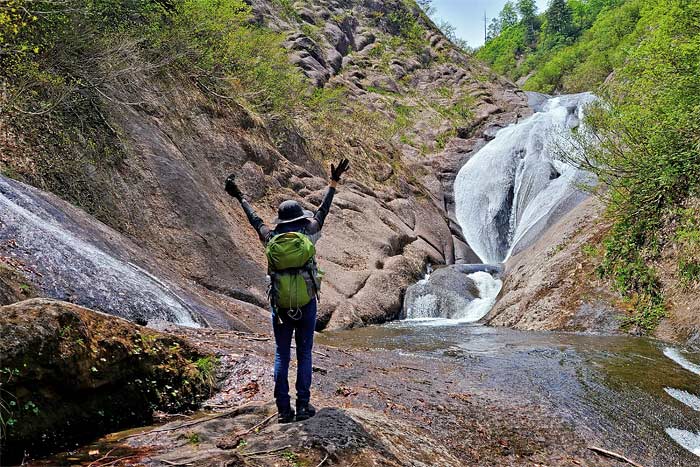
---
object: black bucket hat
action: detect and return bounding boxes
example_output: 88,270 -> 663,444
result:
273,200 -> 314,225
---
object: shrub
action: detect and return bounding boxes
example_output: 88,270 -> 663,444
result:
566,0 -> 700,330
0,0 -> 308,221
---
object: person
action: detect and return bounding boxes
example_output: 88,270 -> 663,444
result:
224,159 -> 350,423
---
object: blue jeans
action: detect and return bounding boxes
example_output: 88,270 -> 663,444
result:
272,298 -> 317,411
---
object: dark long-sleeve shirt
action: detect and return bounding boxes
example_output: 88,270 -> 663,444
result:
240,186 -> 336,245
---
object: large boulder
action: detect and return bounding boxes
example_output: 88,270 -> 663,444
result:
0,299 -> 214,463
402,266 -> 480,320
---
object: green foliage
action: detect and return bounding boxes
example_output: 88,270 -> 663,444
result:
545,0 -> 574,40
0,367 -> 20,438
676,206 -> 700,286
500,2 -> 519,28
281,450 -> 300,466
0,0 -> 310,223
386,6 -> 427,53
432,94 -> 475,125
0,0 -> 40,54
566,0 -> 700,330
517,0 -> 540,46
525,0 -> 643,93
272,0 -> 301,21
161,0 -> 306,115
195,356 -> 219,386
477,0 -> 628,88
300,23 -> 322,44
436,86 -> 453,98
435,128 -> 456,151
478,23 -> 528,77
1,0 -> 307,116
391,103 -> 415,135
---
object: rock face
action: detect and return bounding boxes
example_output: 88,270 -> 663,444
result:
403,266 -> 480,320
0,264 -> 34,306
0,0 -> 530,330
0,299 -> 213,463
486,198 -> 623,333
0,176 -> 218,327
63,323 -> 626,467
487,183 -> 700,347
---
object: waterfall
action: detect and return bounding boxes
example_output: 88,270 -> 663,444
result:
0,176 -> 202,327
664,347 -> 700,377
403,271 -> 502,326
455,92 -> 596,264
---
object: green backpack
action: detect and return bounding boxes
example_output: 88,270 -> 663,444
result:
265,232 -> 323,312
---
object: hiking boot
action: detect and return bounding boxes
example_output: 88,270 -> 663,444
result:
277,407 -> 295,424
295,403 -> 316,422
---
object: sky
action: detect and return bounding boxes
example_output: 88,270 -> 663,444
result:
430,0 -> 550,48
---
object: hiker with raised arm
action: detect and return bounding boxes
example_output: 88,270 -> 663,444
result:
224,159 -> 350,423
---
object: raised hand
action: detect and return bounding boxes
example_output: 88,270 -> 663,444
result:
225,174 -> 243,200
330,158 -> 350,182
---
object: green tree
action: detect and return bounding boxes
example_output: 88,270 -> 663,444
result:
517,0 -> 538,20
499,1 -> 519,28
517,0 -> 539,46
565,0 -> 700,330
487,17 -> 501,41
545,0 -> 574,38
436,19 -> 470,50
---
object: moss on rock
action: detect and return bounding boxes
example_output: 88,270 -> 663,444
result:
0,298 -> 215,463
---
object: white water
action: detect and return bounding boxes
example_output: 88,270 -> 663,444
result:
666,428 -> 700,457
664,347 -> 700,376
455,93 -> 596,263
403,271 -> 502,326
663,348 -> 700,457
0,177 -> 200,327
664,388 -> 700,411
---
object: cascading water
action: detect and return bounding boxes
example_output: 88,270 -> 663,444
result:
663,347 -> 700,456
0,176 -> 203,327
401,93 -> 599,326
455,92 -> 596,264
403,270 -> 502,325
392,91 -> 700,462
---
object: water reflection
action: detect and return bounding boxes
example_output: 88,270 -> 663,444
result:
321,323 -> 700,465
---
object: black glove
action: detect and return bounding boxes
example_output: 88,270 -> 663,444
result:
330,158 -> 350,182
225,174 -> 243,200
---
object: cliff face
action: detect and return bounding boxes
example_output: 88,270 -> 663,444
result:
0,0 -> 529,329
489,196 -> 700,347
486,198 -> 624,333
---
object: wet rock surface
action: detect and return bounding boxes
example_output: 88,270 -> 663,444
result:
486,197 -> 624,333
0,176 -> 215,327
0,299 -> 214,463
30,322 -> 641,467
0,263 -> 34,306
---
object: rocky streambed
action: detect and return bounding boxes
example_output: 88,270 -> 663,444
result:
8,295 -> 697,467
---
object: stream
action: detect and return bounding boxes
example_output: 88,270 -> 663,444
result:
8,89 -> 699,466
323,321 -> 700,466
326,92 -> 700,465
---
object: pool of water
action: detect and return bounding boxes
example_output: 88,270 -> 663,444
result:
321,322 -> 700,466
